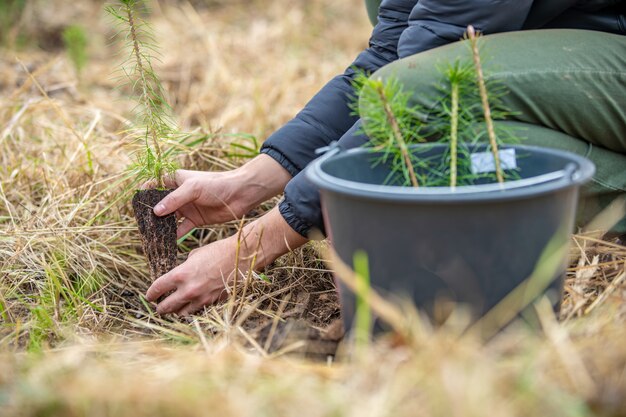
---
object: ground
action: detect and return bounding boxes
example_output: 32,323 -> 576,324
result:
1,1 -> 626,416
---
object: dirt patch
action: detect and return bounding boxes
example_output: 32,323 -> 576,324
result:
132,189 -> 177,280
248,263 -> 344,359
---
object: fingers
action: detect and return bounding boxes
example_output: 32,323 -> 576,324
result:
161,173 -> 179,189
145,272 -> 178,302
155,291 -> 191,315
161,170 -> 195,189
139,172 -> 181,191
174,288 -> 227,316
177,301 -> 204,317
146,264 -> 194,315
143,170 -> 193,190
177,218 -> 196,239
173,169 -> 193,184
139,179 -> 157,190
154,182 -> 196,216
143,239 -> 233,316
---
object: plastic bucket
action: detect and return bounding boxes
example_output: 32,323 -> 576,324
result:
306,144 -> 595,330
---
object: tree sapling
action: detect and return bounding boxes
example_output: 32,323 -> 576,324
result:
355,26 -> 520,188
107,0 -> 178,280
467,25 -> 504,184
355,74 -> 426,187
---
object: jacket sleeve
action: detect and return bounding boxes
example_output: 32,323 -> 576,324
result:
398,0 -> 534,58
260,0 -> 419,176
279,121 -> 369,237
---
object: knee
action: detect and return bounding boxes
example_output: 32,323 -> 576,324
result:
367,43 -> 466,110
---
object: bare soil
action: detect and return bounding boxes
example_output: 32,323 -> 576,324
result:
252,284 -> 344,359
132,189 -> 178,280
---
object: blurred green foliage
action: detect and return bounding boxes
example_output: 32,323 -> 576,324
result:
0,0 -> 27,46
62,25 -> 88,78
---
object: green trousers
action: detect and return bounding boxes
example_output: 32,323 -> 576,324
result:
373,29 -> 626,232
365,0 -> 380,26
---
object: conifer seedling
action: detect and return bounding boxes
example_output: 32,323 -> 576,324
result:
355,26 -> 520,188
355,73 -> 427,187
107,0 -> 178,280
467,25 -> 504,184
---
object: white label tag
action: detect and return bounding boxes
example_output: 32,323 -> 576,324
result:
470,148 -> 517,174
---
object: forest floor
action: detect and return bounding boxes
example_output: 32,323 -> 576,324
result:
1,1 -> 626,416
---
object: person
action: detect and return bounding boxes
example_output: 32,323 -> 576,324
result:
145,0 -> 626,316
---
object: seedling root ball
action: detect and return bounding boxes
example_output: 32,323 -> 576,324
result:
132,189 -> 177,280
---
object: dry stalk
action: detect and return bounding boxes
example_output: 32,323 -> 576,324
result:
235,225 -> 265,317
263,293 -> 291,352
229,217 -> 247,313
584,269 -> 626,316
193,319 -> 211,356
535,298 -> 596,397
17,59 -> 95,175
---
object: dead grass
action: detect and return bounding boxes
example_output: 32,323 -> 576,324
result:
0,1 -> 625,416
0,0 -> 359,349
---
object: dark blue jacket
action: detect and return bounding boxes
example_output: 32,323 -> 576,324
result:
260,0 -> 626,237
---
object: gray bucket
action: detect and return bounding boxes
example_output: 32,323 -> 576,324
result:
306,143 -> 595,330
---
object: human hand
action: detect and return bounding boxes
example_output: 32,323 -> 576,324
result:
145,237 -> 236,316
144,154 -> 292,238
145,206 -> 309,316
144,169 -> 247,238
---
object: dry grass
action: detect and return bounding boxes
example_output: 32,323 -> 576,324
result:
0,0 -> 359,349
1,1 -> 625,416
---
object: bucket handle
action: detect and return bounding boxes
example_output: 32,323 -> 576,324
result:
315,141 -> 341,157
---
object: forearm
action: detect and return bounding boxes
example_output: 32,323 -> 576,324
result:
236,154 -> 292,209
229,206 -> 308,272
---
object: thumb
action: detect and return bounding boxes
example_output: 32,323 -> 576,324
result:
154,183 -> 195,216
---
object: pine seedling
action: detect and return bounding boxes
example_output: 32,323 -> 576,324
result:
431,59 -> 495,187
354,32 -> 521,189
467,25 -> 504,184
355,73 -> 426,187
429,47 -> 520,187
439,60 -> 476,188
107,0 -> 179,281
106,0 -> 178,189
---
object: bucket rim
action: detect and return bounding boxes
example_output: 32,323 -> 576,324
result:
306,144 -> 596,203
